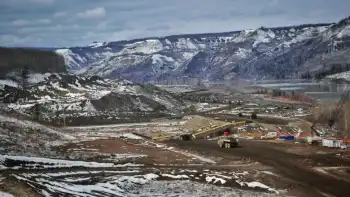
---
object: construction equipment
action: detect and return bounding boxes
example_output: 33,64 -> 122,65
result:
179,134 -> 192,141
151,120 -> 246,141
217,129 -> 239,148
217,136 -> 239,148
191,121 -> 246,139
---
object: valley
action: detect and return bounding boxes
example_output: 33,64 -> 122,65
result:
1,11 -> 350,197
1,73 -> 350,196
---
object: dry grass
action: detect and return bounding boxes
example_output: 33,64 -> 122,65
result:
312,101 -> 350,137
312,102 -> 336,123
182,115 -> 228,131
0,177 -> 40,197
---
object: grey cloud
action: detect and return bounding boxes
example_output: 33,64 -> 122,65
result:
77,7 -> 106,19
30,0 -> 55,4
11,18 -> 51,27
0,0 -> 349,47
53,12 -> 66,18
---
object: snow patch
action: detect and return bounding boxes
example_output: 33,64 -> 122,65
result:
151,54 -> 175,64
337,25 -> 350,38
205,176 -> 227,184
44,170 -> 140,177
0,80 -> 18,88
115,133 -> 143,140
253,29 -> 272,47
162,174 -> 189,179
28,73 -> 51,84
245,181 -> 279,194
0,192 -> 14,197
326,70 -> 350,81
121,39 -> 164,54
88,42 -> 106,48
0,155 -> 141,169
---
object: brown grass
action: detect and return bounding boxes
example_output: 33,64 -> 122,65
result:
312,101 -> 350,137
0,178 -> 41,197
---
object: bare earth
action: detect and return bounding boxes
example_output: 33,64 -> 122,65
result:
166,139 -> 350,197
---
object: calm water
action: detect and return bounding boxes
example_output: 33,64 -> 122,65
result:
253,80 -> 350,102
206,79 -> 350,102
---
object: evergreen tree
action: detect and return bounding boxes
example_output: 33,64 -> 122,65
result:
33,103 -> 41,121
21,65 -> 29,90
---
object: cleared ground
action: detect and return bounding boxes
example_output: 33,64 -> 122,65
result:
167,139 -> 350,197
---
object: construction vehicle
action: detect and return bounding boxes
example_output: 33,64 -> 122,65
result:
179,134 -> 192,141
217,136 -> 239,148
217,130 -> 239,148
151,121 -> 246,142
309,88 -> 350,144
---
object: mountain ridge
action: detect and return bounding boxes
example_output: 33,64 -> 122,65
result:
58,22 -> 334,50
55,16 -> 350,82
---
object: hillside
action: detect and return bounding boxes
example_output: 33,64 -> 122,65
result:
0,73 -> 187,126
0,47 -> 66,77
55,16 -> 350,82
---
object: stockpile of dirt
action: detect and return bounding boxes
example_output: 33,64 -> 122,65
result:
182,115 -> 228,131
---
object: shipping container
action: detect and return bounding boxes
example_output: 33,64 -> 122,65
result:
279,136 -> 294,140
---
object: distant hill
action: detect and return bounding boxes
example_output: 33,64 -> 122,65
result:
0,73 -> 187,126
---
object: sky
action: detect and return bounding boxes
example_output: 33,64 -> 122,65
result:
0,0 -> 349,48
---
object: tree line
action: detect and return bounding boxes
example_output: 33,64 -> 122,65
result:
0,47 -> 66,77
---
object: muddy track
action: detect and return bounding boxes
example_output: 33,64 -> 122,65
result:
168,139 -> 350,197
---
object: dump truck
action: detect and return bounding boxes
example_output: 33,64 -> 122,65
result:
217,136 -> 239,148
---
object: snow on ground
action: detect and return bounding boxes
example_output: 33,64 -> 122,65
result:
69,131 -> 145,142
115,133 -> 143,140
136,180 -> 279,197
0,114 -> 74,140
12,168 -> 281,197
43,170 -> 140,177
88,42 -> 106,48
0,155 -> 142,170
244,181 -> 279,193
326,70 -> 350,81
28,73 -> 51,84
2,72 -> 186,122
162,174 -> 190,179
337,24 -> 350,38
173,149 -> 216,164
0,113 -> 75,157
195,103 -> 228,112
103,154 -> 148,162
121,39 -> 164,54
0,80 -> 18,88
262,171 -> 279,177
14,172 -> 159,197
0,192 -> 14,197
206,176 -> 226,184
143,141 -> 216,164
66,120 -> 186,129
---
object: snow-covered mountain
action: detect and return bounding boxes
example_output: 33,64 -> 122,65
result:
55,16 -> 350,82
0,73 -> 186,126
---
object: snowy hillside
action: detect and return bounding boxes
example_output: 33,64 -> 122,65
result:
55,16 -> 350,82
326,70 -> 350,81
0,73 -> 186,126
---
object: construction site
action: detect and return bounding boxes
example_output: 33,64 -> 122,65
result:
1,83 -> 350,197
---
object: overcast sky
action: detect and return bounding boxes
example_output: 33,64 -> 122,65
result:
0,0 -> 349,48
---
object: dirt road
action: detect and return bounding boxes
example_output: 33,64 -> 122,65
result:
168,139 -> 350,197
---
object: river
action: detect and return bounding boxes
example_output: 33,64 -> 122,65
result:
251,80 -> 350,102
